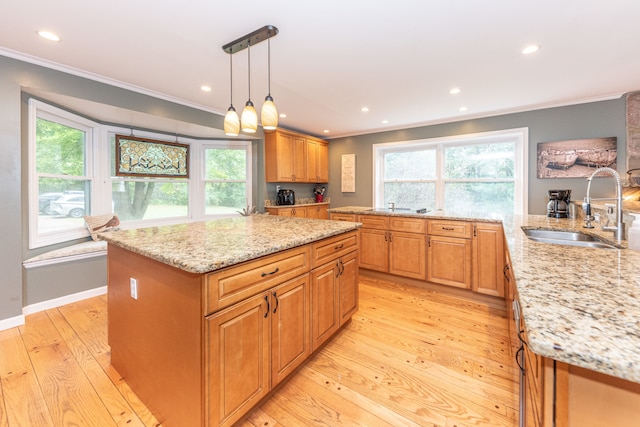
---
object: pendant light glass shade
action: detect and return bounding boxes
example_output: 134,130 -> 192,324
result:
260,35 -> 278,131
240,42 -> 258,133
224,106 -> 240,136
261,96 -> 278,131
241,101 -> 258,133
223,47 -> 239,136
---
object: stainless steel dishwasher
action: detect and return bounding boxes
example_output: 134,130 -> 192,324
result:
513,299 -> 526,427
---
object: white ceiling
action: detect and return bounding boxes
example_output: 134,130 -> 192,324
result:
2,0 -> 640,138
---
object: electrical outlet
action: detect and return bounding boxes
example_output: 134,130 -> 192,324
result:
130,278 -> 138,300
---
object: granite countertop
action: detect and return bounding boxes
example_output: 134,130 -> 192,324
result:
98,215 -> 359,274
332,205 -> 640,383
266,201 -> 330,209
328,206 -> 506,223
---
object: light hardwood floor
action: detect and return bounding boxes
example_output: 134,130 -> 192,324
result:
0,276 -> 518,427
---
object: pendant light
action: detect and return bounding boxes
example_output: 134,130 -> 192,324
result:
241,41 -> 258,133
222,26 -> 278,134
261,32 -> 278,131
223,47 -> 240,136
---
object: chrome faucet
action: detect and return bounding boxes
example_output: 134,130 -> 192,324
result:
583,167 -> 624,241
388,202 -> 395,211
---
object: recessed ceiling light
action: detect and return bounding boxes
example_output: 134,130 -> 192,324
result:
361,107 -> 369,112
323,129 -> 330,133
449,87 -> 461,95
279,113 -> 287,118
37,31 -> 61,42
459,106 -> 468,112
200,85 -> 211,92
381,120 -> 389,124
522,44 -> 540,55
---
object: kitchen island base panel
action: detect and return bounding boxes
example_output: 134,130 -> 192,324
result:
106,229 -> 359,427
107,243 -> 203,427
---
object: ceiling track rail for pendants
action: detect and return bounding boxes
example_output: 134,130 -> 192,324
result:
222,25 -> 279,54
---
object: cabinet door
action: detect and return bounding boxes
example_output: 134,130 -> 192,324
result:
306,139 -> 318,183
292,207 -> 306,218
427,235 -> 471,289
316,141 -> 329,183
307,204 -> 328,220
472,223 -> 505,297
359,228 -> 389,272
389,231 -> 426,280
338,251 -> 359,326
292,136 -> 306,182
310,262 -> 339,351
206,293 -> 270,427
271,276 -> 310,386
266,132 -> 295,182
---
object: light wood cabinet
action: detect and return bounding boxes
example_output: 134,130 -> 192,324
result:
307,138 -> 329,183
266,204 -> 329,219
206,292 -> 271,427
306,204 -> 329,220
108,230 -> 359,427
206,274 -> 310,427
472,222 -> 506,297
310,231 -> 359,350
329,213 -> 357,222
265,206 -> 307,218
358,215 -> 426,280
427,234 -> 472,289
265,129 -> 328,183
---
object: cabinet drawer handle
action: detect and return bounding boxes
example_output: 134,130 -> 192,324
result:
442,227 -> 455,231
334,243 -> 344,250
264,294 -> 270,318
261,267 -> 280,277
272,291 -> 279,314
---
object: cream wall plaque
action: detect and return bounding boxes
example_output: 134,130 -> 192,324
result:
341,154 -> 356,192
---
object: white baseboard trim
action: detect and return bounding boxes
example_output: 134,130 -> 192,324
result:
22,286 -> 108,317
0,314 -> 26,331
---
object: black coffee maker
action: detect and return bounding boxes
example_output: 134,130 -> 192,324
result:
547,189 -> 571,218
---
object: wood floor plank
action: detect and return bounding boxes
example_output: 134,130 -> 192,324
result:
0,328 -> 54,426
23,311 -> 117,426
47,307 -> 146,426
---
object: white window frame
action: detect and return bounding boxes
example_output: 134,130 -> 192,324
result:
28,99 -> 98,248
29,100 -> 255,249
373,128 -> 528,215
201,141 -> 253,218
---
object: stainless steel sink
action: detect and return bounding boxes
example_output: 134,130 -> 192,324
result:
368,207 -> 413,212
521,228 -> 619,249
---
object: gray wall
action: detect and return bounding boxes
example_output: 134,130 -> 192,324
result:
326,98 -> 627,214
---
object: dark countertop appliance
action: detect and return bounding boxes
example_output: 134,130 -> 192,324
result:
276,189 -> 295,205
547,189 -> 571,218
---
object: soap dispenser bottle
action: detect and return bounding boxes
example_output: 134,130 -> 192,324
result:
629,213 -> 640,251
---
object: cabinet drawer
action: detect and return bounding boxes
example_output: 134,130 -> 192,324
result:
389,217 -> 426,233
357,215 -> 389,230
311,231 -> 358,269
329,213 -> 356,222
427,219 -> 472,238
205,246 -> 310,315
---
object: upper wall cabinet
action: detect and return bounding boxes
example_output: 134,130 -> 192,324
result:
265,129 -> 328,183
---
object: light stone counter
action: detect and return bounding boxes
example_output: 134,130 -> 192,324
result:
330,206 -> 640,383
98,215 -> 360,274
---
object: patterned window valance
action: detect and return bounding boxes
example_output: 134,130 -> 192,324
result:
116,135 -> 189,178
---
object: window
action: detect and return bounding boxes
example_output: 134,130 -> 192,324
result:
374,128 -> 527,218
28,100 -> 96,248
28,99 -> 253,248
203,143 -> 251,216
110,132 -> 190,224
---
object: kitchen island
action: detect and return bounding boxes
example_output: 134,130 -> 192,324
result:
99,215 -> 360,427
330,206 -> 640,426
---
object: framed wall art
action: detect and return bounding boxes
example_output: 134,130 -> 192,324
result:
536,137 -> 617,179
116,134 -> 189,178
